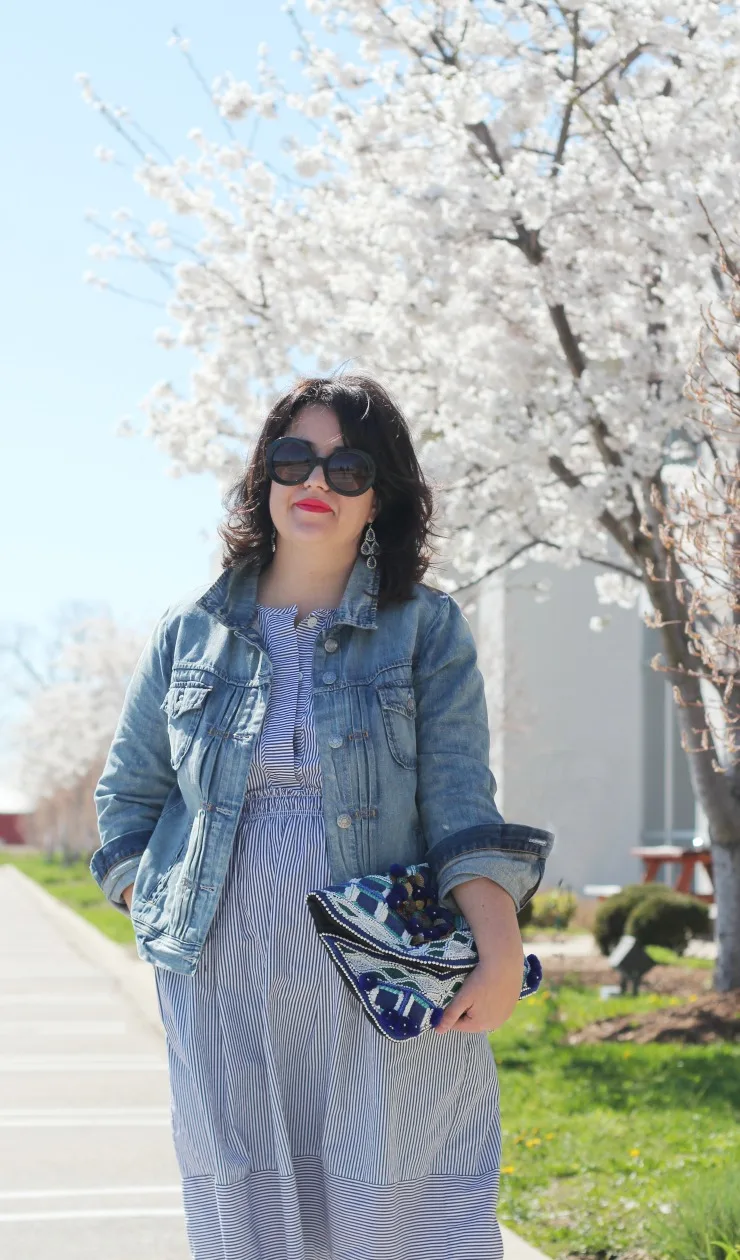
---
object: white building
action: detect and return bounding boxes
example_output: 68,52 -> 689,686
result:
470,561 -> 704,894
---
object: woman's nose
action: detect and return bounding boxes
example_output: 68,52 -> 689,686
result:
304,460 -> 329,490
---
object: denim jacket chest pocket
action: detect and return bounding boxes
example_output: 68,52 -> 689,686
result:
376,683 -> 417,770
160,684 -> 213,770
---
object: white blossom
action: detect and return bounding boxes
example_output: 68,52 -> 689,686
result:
595,573 -> 642,610
79,1 -> 740,597
12,619 -> 145,804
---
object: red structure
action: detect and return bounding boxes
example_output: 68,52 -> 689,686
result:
0,812 -> 26,845
0,787 -> 32,846
630,844 -> 714,904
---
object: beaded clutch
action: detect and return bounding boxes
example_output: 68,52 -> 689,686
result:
305,861 -> 542,1042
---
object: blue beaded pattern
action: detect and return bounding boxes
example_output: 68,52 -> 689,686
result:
306,861 -> 542,1042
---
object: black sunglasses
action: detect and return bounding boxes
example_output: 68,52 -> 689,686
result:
266,436 -> 376,497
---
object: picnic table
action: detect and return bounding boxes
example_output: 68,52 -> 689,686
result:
630,844 -> 714,903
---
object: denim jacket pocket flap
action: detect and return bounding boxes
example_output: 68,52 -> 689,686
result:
161,685 -> 213,769
377,684 -> 417,769
161,684 -> 212,720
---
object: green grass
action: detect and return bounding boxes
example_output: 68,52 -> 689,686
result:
0,851 -> 136,946
646,943 -> 714,971
648,1163 -> 740,1258
491,983 -> 739,1259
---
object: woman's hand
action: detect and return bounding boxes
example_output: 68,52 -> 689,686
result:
434,956 -> 522,1034
121,883 -> 134,911
434,876 -> 524,1035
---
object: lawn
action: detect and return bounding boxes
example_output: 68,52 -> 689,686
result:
492,983 -> 740,1258
3,851 -> 737,1259
0,850 -> 135,947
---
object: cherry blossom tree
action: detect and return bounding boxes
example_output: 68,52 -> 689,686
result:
6,617 -> 144,855
79,0 -> 740,986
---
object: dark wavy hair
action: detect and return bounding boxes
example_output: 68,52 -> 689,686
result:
219,375 -> 435,606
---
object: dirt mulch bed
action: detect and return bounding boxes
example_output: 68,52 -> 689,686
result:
567,989 -> 740,1045
565,1253 -> 652,1260
542,955 -> 714,998
566,1253 -> 652,1260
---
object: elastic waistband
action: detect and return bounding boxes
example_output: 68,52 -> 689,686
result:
240,789 -> 323,819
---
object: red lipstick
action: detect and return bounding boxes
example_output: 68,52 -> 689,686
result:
295,499 -> 333,514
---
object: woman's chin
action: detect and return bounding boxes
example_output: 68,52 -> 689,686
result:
285,504 -> 332,526
280,517 -> 337,546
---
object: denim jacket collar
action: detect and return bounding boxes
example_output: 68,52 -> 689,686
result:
197,552 -> 380,633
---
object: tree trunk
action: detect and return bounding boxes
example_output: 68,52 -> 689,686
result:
640,492 -> 740,991
712,844 -> 740,990
670,694 -> 740,990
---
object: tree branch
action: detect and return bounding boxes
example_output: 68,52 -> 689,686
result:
548,454 -> 641,563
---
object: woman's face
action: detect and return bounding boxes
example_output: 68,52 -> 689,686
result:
268,404 -> 377,558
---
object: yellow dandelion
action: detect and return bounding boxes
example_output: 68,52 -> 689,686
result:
501,1165 -> 515,1175
545,1133 -> 555,1141
630,1148 -> 640,1158
689,994 -> 698,1002
525,1138 -> 542,1148
623,1049 -> 633,1058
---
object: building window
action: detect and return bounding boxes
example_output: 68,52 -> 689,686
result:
641,624 -> 697,846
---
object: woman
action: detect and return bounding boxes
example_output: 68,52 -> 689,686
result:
90,375 -> 554,1260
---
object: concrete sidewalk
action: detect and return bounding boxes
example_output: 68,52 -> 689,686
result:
0,865 -> 188,1260
0,865 -> 550,1259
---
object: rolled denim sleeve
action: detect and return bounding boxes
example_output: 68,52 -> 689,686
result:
440,853 -> 544,912
104,857 -> 142,916
414,594 -> 555,912
90,612 -> 177,905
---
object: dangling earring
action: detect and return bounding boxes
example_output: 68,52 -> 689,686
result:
361,523 -> 380,570
270,526 -> 277,553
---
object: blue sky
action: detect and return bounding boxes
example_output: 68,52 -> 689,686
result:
0,2 -> 308,646
0,2 -> 327,773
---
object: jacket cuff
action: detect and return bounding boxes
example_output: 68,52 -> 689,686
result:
428,822 -> 554,869
437,853 -> 545,914
427,822 -> 555,913
90,829 -> 152,885
103,857 -> 141,913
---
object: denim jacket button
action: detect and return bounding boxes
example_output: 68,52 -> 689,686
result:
337,813 -> 352,829
323,638 -> 339,653
322,671 -> 336,685
328,736 -> 343,749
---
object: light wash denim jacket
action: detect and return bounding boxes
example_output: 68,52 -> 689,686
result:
90,555 -> 555,975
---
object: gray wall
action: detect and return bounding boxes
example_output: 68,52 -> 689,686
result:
474,562 -> 644,891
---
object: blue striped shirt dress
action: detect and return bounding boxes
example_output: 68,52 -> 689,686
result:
154,604 -> 505,1260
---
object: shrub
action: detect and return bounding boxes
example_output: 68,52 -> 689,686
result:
649,1163 -> 740,1259
627,890 -> 710,955
517,898 -> 534,930
593,883 -> 669,955
530,888 -> 578,930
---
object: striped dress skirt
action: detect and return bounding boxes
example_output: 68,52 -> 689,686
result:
154,604 -> 504,1260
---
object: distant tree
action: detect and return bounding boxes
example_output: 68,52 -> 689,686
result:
4,617 -> 143,855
